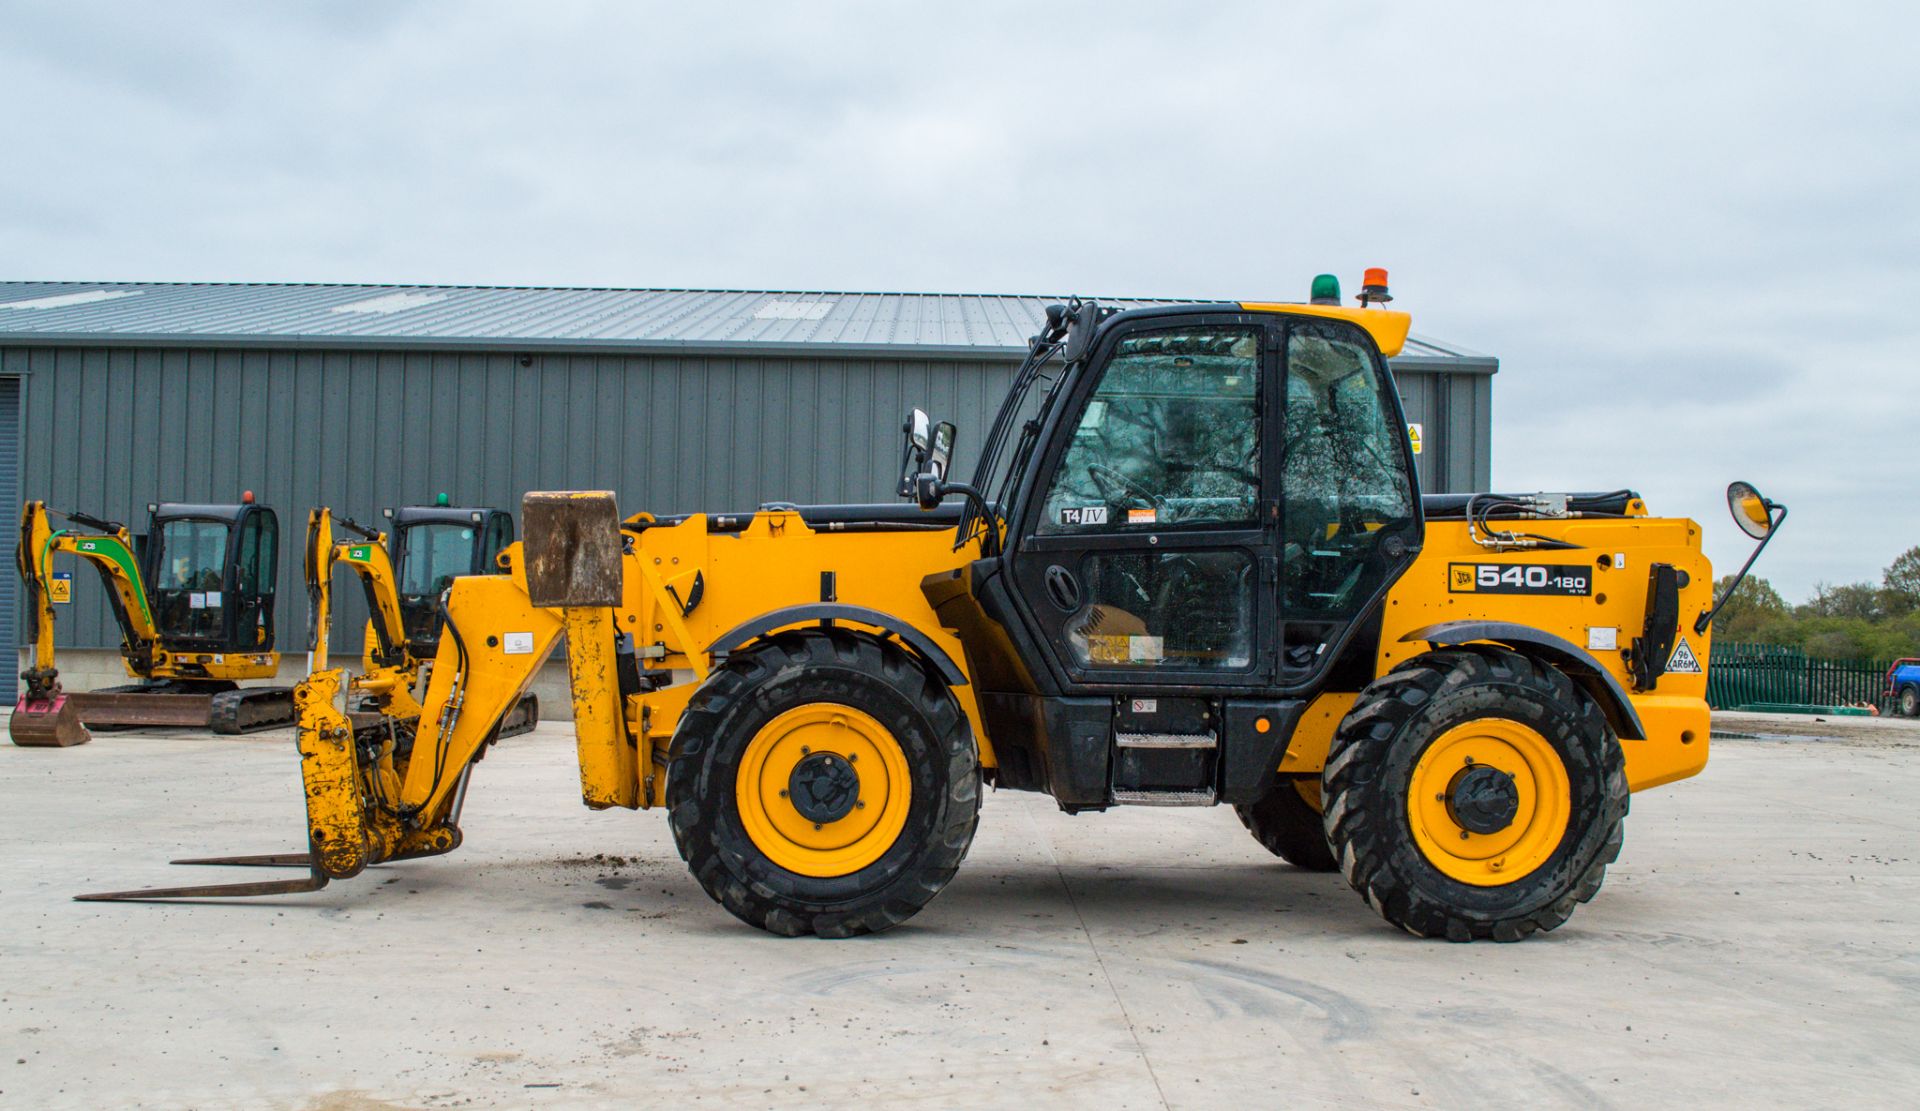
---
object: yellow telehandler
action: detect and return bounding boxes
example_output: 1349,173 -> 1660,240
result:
79,272 -> 1785,941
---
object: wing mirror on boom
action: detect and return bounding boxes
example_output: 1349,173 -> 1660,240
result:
897,408 -> 934,499
895,407 -> 993,527
1695,481 -> 1787,635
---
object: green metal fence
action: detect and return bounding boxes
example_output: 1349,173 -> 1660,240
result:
1706,642 -> 1893,710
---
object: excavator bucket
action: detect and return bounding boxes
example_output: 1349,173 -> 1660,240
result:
10,693 -> 92,747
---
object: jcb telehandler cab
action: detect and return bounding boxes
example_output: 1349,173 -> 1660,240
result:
78,272 -> 1784,944
13,495 -> 293,745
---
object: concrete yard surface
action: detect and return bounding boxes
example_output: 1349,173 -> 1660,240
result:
3,714 -> 1918,1109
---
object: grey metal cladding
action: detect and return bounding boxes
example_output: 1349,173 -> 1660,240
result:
11,346 -> 1024,652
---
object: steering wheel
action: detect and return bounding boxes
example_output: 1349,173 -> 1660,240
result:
1087,462 -> 1162,509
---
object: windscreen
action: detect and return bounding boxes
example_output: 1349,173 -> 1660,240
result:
151,519 -> 230,641
396,521 -> 476,646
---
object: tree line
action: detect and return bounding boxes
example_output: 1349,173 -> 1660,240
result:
1711,546 -> 1920,661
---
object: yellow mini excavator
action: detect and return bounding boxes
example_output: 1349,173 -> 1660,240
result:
13,495 -> 292,745
79,271 -> 1784,941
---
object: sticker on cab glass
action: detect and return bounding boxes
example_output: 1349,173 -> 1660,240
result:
1059,505 -> 1108,527
1127,508 -> 1156,525
1448,563 -> 1592,596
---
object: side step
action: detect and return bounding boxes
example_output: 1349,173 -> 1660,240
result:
1112,788 -> 1217,807
1115,732 -> 1216,749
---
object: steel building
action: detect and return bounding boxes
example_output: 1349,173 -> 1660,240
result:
0,282 -> 1497,702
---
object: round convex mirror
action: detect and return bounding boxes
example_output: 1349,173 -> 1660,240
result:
1726,481 -> 1773,540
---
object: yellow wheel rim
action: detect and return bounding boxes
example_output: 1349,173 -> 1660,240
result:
1407,717 -> 1571,887
735,703 -> 912,878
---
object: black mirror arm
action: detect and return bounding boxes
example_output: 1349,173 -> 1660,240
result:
916,476 -> 1000,556
1694,502 -> 1788,635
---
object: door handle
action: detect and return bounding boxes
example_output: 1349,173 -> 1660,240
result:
1043,564 -> 1082,612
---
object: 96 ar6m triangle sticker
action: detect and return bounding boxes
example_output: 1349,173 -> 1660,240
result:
1667,637 -> 1703,675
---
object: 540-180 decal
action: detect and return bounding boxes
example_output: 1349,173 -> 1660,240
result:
1448,562 -> 1592,596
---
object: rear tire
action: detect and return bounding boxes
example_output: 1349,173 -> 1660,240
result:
667,629 -> 979,938
1235,778 -> 1337,871
1323,647 -> 1627,941
1899,685 -> 1918,718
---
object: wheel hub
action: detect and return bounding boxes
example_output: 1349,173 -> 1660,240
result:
788,751 -> 860,824
1447,764 -> 1520,834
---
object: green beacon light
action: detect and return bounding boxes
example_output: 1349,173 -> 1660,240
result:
1309,273 -> 1341,305
434,492 -> 450,507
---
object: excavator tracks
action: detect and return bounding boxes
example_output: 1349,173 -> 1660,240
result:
47,682 -> 297,735
208,688 -> 298,734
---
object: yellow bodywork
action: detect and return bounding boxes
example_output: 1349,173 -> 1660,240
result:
282,300 -> 1714,882
288,499 -> 1713,876
1281,513 -> 1715,792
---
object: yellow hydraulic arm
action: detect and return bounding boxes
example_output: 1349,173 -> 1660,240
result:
17,500 -> 164,680
303,508 -> 421,719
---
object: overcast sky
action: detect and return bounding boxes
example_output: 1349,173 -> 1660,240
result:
2,2 -> 1912,598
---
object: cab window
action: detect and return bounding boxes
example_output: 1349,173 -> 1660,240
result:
399,523 -> 477,597
151,518 -> 230,641
1039,326 -> 1260,533
1280,324 -> 1416,659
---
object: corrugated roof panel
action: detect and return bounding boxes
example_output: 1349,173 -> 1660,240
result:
0,281 -> 1495,370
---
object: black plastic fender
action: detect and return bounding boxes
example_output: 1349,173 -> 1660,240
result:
1399,621 -> 1646,741
707,603 -> 968,687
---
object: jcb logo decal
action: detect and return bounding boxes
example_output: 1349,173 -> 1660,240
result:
1450,565 -> 1476,591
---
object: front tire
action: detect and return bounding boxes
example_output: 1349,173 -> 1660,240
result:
667,630 -> 979,938
1323,647 -> 1628,941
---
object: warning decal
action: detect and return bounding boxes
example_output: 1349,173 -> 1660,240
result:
1666,638 -> 1702,675
49,570 -> 71,604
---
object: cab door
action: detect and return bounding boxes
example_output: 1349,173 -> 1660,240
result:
1004,314 -> 1277,690
1274,318 -> 1422,684
227,506 -> 278,651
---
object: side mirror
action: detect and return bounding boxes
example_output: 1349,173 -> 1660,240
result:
897,408 -> 933,499
1726,480 -> 1776,540
913,422 -> 960,510
1696,481 -> 1788,634
928,421 -> 956,482
1061,300 -> 1101,363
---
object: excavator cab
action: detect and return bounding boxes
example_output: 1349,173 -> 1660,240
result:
384,500 -> 514,652
142,500 -> 280,654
